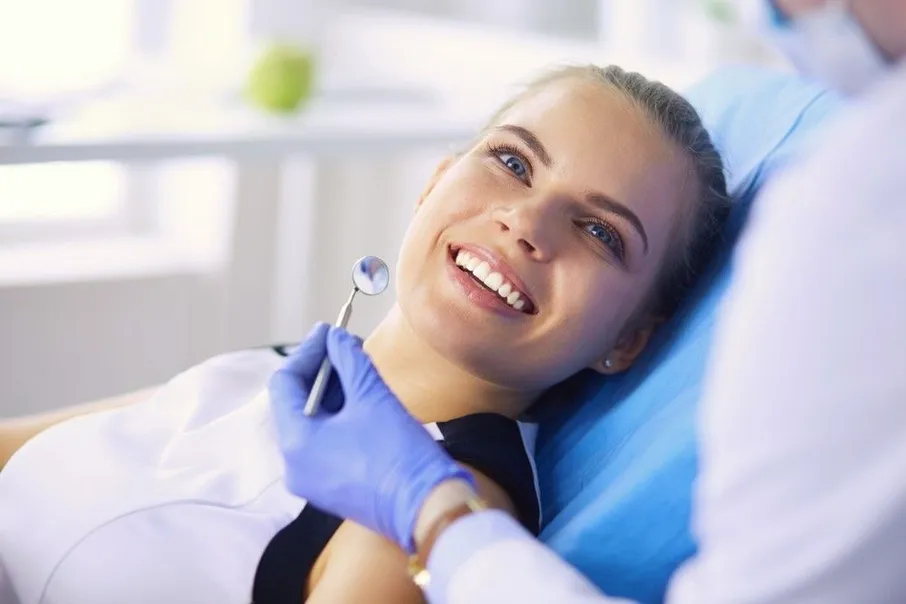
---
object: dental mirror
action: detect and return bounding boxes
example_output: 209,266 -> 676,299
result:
303,255 -> 390,416
352,255 -> 390,295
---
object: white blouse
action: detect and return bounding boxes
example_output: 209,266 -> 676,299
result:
0,345 -> 540,604
0,348 -> 304,604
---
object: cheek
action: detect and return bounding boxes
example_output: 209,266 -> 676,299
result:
545,265 -> 643,362
428,161 -> 503,221
394,211 -> 436,310
395,164 -> 492,296
400,163 -> 503,257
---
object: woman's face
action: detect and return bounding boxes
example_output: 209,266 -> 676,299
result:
396,78 -> 696,391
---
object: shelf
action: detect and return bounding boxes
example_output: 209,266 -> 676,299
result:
0,9 -> 718,166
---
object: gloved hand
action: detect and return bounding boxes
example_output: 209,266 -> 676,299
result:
268,323 -> 476,552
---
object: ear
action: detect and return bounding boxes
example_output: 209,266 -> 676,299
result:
416,156 -> 455,210
589,317 -> 662,375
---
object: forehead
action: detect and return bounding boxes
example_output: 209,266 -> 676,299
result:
495,78 -> 695,254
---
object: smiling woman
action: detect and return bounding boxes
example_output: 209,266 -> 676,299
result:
389,64 -> 730,401
0,64 -> 729,604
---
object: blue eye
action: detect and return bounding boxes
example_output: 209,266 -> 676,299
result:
585,222 -> 625,258
500,153 -> 527,178
486,143 -> 531,181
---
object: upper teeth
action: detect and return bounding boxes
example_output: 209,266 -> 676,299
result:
454,249 -> 528,312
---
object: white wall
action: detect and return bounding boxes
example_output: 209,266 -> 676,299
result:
0,153 -> 443,418
293,154 -> 445,338
0,275 -> 223,415
328,0 -> 599,39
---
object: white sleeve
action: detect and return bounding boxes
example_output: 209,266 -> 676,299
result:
426,510 -> 633,604
0,561 -> 20,604
667,68 -> 906,604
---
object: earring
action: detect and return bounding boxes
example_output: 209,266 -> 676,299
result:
604,359 -> 614,368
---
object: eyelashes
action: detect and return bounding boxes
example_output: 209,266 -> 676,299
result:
486,142 -> 532,181
484,140 -> 626,262
582,219 -> 625,260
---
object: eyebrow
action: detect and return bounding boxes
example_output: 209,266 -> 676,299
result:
493,124 -> 553,168
494,123 -> 649,255
585,192 -> 649,254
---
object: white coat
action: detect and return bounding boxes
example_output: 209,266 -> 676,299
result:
424,60 -> 906,604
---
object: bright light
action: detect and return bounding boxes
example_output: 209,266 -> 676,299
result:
0,0 -> 133,99
0,1 -> 133,226
0,163 -> 125,222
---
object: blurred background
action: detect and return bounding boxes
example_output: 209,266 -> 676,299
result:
0,0 -> 785,416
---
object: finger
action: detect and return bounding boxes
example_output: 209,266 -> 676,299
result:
269,370 -> 341,445
269,363 -> 312,426
325,327 -> 370,402
281,322 -> 330,381
320,371 -> 346,415
268,323 -> 329,425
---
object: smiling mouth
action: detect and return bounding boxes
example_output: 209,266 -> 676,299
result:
448,246 -> 536,315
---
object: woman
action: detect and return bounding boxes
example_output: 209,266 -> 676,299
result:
0,64 -> 729,604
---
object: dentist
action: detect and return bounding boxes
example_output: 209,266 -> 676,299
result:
270,1 -> 906,602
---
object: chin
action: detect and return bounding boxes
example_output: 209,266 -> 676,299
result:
401,291 -> 554,389
401,292 -> 485,370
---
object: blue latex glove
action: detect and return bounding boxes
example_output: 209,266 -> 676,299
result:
268,323 -> 476,552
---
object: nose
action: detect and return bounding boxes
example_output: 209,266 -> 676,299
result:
491,197 -> 558,261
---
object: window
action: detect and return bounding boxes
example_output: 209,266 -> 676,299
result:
0,162 -> 133,242
0,0 -> 246,242
0,0 -> 135,239
0,0 -> 132,101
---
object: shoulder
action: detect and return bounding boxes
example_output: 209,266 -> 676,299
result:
154,345 -> 289,413
767,68 -> 906,207
744,68 -> 906,261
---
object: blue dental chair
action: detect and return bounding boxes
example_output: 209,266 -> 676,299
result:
534,65 -> 843,603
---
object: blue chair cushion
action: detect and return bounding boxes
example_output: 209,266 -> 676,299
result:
533,65 -> 842,604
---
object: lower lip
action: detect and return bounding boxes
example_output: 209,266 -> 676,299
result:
446,251 -> 527,318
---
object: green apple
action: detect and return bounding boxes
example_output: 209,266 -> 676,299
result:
245,42 -> 316,114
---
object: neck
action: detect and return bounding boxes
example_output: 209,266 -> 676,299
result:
362,306 -> 538,424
